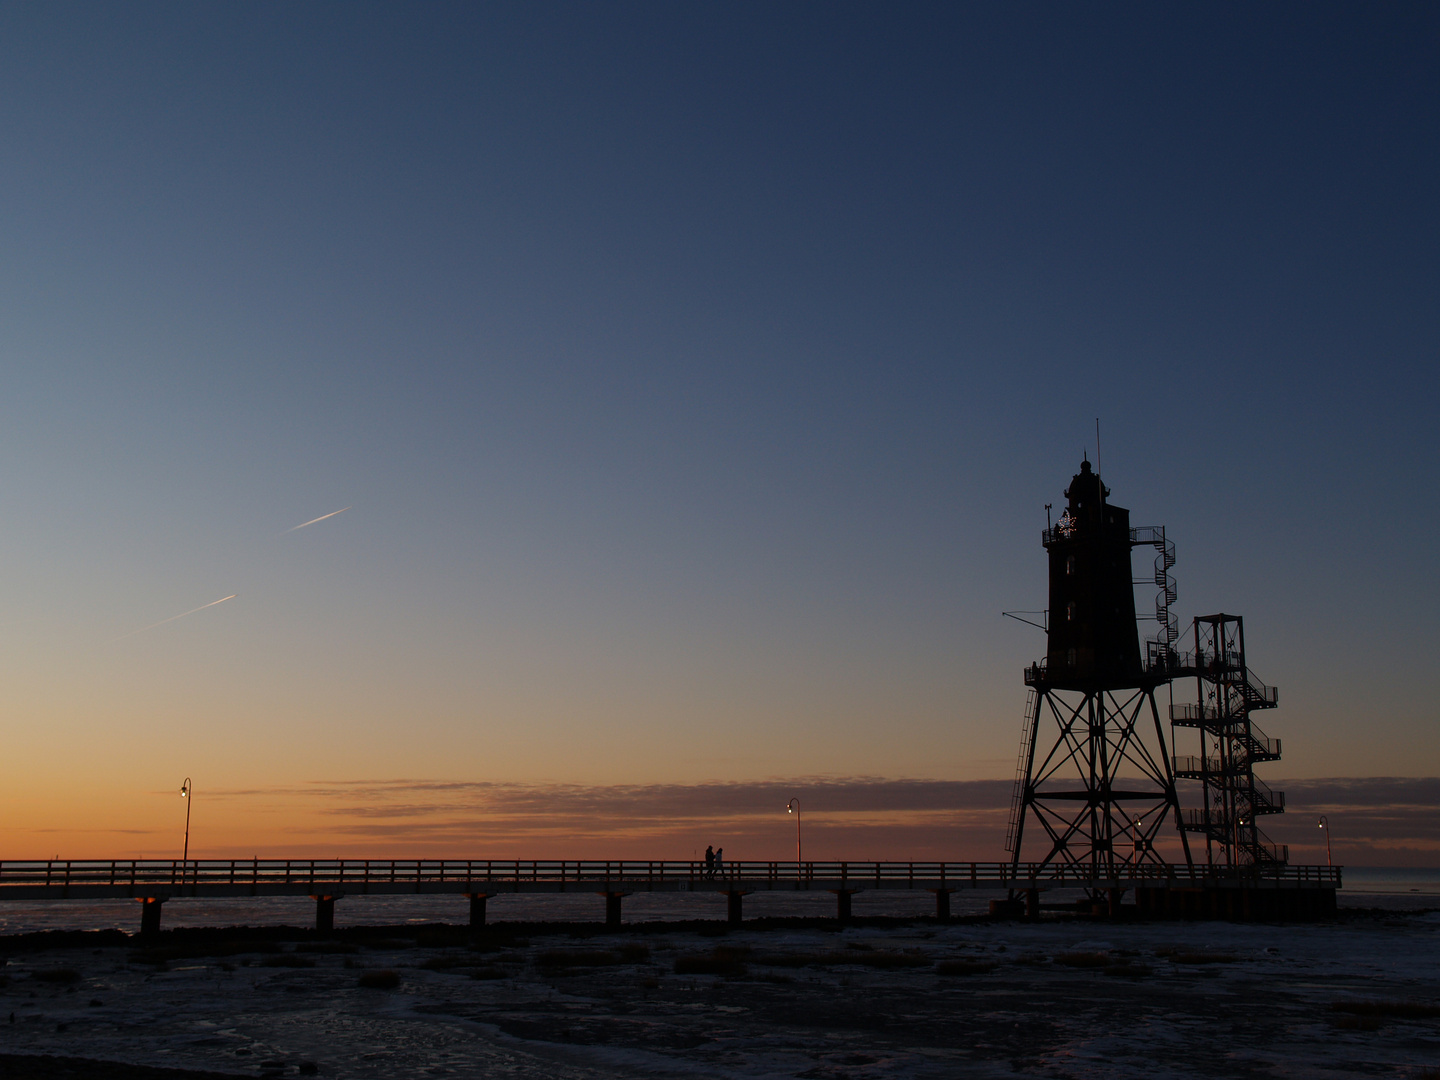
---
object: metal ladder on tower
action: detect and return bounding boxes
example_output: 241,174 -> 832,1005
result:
1005,689 -> 1037,854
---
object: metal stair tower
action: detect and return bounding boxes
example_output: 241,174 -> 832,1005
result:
1169,614 -> 1288,867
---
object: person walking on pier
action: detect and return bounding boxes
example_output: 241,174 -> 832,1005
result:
714,847 -> 724,879
704,845 -> 715,879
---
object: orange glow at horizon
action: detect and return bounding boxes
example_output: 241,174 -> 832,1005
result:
2,776 -> 1427,867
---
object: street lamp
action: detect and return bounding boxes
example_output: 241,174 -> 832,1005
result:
179,778 -> 193,867
1318,815 -> 1332,866
786,798 -> 802,867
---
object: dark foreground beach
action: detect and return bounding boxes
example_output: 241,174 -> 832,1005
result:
2,908 -> 1438,1079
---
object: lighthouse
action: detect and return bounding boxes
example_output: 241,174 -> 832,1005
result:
1005,459 -> 1189,876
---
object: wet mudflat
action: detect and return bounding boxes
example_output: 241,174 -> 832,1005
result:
2,911 -> 1438,1079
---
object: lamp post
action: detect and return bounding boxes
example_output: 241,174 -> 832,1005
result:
786,798 -> 802,867
1318,816 -> 1332,866
179,778 -> 193,869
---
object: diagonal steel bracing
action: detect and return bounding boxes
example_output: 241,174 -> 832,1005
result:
1009,685 -> 1190,877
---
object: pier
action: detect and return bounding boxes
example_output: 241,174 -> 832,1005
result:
0,859 -> 1341,934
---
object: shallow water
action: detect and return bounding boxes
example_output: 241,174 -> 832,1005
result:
2,909 -> 1438,1078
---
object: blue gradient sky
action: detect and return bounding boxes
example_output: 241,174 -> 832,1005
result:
0,4 -> 1435,856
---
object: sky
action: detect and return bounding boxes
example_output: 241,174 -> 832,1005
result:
0,3 -> 1436,863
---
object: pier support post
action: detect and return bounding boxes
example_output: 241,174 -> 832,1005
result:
603,892 -> 626,929
466,893 -> 490,928
932,889 -> 953,921
833,890 -> 857,924
726,891 -> 746,926
1108,888 -> 1123,918
138,897 -> 165,938
312,895 -> 337,936
1025,888 -> 1040,919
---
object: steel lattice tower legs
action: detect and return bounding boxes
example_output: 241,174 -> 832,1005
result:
1008,683 -> 1191,877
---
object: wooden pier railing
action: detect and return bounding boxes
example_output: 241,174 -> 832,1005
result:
0,858 -> 1342,900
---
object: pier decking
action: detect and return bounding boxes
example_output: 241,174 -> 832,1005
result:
0,859 -> 1341,934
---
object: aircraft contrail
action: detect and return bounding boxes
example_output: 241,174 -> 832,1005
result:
284,506 -> 351,533
118,594 -> 237,639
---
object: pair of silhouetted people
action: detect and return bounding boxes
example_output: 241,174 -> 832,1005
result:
703,844 -> 725,879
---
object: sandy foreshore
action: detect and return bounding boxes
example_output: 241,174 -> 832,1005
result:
3,910 -> 1438,1078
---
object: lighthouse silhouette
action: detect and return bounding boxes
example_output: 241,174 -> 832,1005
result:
1005,457 -> 1191,879
1043,456 -> 1143,688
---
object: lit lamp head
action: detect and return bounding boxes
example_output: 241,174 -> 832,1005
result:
180,779 -> 191,798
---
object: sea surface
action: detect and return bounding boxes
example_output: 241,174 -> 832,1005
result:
1,866 -> 1433,935
5,902 -> 1440,1078
1336,865 -> 1440,908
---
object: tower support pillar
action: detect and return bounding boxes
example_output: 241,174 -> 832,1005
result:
726,891 -> 747,925
465,893 -> 491,928
601,892 -> 627,928
311,895 -> 338,935
932,889 -> 953,921
138,897 -> 165,938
